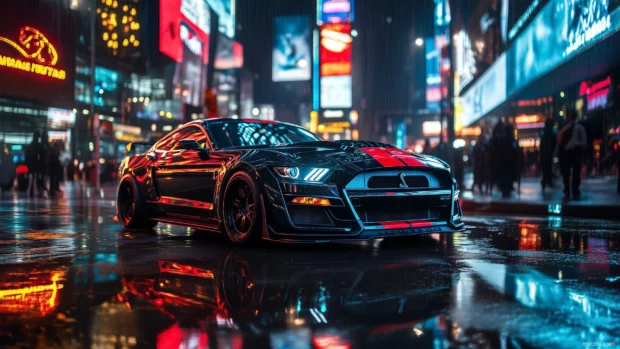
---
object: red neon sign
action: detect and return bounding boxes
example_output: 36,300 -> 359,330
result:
579,76 -> 611,96
579,76 -> 611,111
0,26 -> 66,80
320,23 -> 352,76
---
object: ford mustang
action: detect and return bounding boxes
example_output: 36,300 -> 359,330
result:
116,119 -> 464,244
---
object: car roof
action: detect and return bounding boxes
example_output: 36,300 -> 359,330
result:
200,118 -> 303,129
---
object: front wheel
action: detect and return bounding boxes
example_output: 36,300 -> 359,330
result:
117,178 -> 157,229
222,172 -> 263,245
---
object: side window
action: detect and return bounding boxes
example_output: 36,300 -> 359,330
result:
153,133 -> 176,152
169,126 -> 206,151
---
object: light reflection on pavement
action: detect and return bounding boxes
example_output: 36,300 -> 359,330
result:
0,184 -> 618,348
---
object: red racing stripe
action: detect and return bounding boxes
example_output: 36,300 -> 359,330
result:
379,220 -> 432,229
408,221 -> 432,228
379,221 -> 411,229
360,147 -> 406,167
385,148 -> 427,167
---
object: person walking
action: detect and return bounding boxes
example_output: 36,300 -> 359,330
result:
540,118 -> 556,190
472,133 -> 489,194
46,141 -> 62,197
489,120 -> 505,195
25,131 -> 44,198
557,110 -> 587,200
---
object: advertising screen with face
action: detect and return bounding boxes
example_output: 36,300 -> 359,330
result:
272,16 -> 312,82
508,0 -> 620,94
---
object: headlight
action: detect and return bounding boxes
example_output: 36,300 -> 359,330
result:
273,167 -> 330,182
273,167 -> 300,179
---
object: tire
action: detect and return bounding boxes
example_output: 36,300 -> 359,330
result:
117,177 -> 157,229
222,171 -> 263,245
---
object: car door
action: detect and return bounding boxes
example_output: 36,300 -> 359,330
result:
154,125 -> 220,219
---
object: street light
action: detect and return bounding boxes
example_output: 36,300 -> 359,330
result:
415,37 -> 424,47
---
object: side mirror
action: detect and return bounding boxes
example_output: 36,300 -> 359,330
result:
178,139 -> 201,150
178,139 -> 210,160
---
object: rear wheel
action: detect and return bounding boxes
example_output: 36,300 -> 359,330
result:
222,172 -> 263,244
117,179 -> 157,229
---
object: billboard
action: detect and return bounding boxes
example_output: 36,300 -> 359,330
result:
215,35 -> 243,70
206,0 -> 235,38
508,0 -> 620,95
425,38 -> 441,112
320,75 -> 352,108
458,54 -> 507,127
272,16 -> 311,82
160,0 -> 210,63
319,23 -> 352,77
460,0 -> 620,127
319,23 -> 352,110
160,0 -> 211,107
320,0 -> 354,24
0,0 -> 75,107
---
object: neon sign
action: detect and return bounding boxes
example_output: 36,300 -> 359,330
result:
0,26 -> 66,80
579,76 -> 611,111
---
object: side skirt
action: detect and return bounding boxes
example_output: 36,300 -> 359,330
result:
151,216 -> 221,233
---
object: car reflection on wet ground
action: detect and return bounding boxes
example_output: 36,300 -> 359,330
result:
0,187 -> 619,348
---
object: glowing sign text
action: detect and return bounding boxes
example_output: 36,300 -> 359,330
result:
0,26 -> 65,80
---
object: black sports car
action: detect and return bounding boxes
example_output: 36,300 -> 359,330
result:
116,119 -> 465,244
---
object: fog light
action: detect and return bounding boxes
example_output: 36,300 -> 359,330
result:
292,197 -> 331,206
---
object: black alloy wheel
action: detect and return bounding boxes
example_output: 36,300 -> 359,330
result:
117,178 -> 157,229
223,172 -> 261,244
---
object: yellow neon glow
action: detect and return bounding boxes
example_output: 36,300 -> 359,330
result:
0,26 -> 59,65
130,8 -> 136,16
111,32 -> 118,40
103,32 -> 109,40
292,197 -> 331,206
129,34 -> 135,43
123,5 -> 128,11
0,26 -> 66,80
122,39 -> 128,46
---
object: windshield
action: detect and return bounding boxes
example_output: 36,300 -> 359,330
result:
205,120 -> 321,149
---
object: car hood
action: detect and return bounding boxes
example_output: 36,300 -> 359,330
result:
251,141 -> 450,172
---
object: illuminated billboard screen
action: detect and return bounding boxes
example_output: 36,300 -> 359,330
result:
508,0 -> 620,95
272,16 -> 312,82
160,0 -> 211,107
160,0 -> 210,63
425,38 -> 441,112
320,0 -> 354,24
206,0 -> 235,38
215,37 -> 243,70
319,23 -> 352,76
458,54 -> 507,127
320,75 -> 352,108
0,0 -> 75,107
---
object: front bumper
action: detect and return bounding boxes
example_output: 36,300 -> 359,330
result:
262,177 -> 466,243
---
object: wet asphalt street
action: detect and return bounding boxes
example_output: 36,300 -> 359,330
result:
1,184 -> 620,349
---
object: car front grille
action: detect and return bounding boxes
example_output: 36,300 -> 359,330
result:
349,196 -> 442,223
367,175 -> 429,189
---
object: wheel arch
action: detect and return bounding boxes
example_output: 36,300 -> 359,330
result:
214,162 -> 266,221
